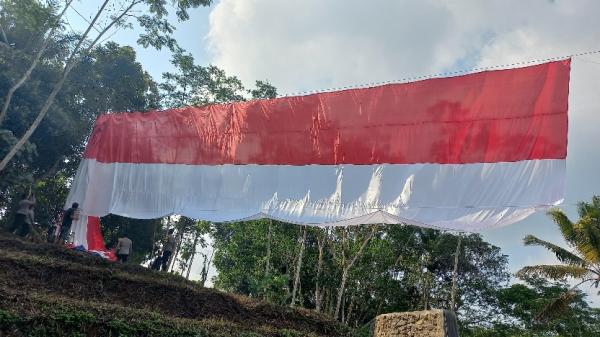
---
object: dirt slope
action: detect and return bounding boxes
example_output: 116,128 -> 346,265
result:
0,233 -> 352,337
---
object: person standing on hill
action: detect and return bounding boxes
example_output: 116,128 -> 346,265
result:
59,202 -> 79,243
46,214 -> 59,243
161,228 -> 177,271
21,203 -> 36,238
115,233 -> 133,263
12,193 -> 35,238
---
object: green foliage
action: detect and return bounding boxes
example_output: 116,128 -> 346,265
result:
251,80 -> 278,99
31,173 -> 70,227
0,309 -> 20,326
211,222 -> 510,327
139,0 -> 212,52
1,304 -> 210,337
159,50 -> 246,107
159,50 -> 278,107
462,277 -> 600,337
517,265 -> 589,280
523,234 -> 585,266
277,329 -> 304,337
212,219 -> 299,302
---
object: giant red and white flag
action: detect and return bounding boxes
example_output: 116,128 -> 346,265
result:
67,60 -> 570,237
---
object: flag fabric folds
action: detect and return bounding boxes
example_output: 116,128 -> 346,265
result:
66,59 -> 570,241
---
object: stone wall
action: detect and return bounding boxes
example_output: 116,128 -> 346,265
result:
373,309 -> 459,337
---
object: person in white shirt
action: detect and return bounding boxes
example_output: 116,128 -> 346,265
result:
13,193 -> 35,237
115,233 -> 133,263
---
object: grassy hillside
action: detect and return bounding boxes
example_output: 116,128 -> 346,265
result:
0,233 -> 353,337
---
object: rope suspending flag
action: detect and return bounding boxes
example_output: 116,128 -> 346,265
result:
67,59 -> 570,234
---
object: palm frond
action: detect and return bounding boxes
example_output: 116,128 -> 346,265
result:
592,196 -> 600,211
573,218 -> 600,263
523,235 -> 585,267
577,202 -> 590,219
577,199 -> 600,220
548,209 -> 577,246
534,290 -> 578,322
516,265 -> 590,280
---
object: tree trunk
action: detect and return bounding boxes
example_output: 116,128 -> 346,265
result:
324,289 -> 330,316
0,22 -> 8,46
329,290 -> 336,317
334,225 -> 376,320
265,220 -> 272,277
169,228 -> 185,272
345,295 -> 355,325
185,231 -> 200,279
0,0 -> 139,172
0,0 -> 74,127
291,225 -> 307,307
336,268 -> 350,320
263,220 -> 272,300
315,228 -> 326,312
450,235 -> 462,311
422,272 -> 430,310
341,294 -> 346,323
199,250 -> 213,287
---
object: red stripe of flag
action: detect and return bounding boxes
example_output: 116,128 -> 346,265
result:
84,60 -> 570,165
86,216 -> 107,251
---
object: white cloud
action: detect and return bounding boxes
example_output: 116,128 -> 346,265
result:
208,0 -> 462,93
208,0 -> 600,92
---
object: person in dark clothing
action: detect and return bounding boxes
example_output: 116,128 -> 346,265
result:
161,228 -> 177,271
13,193 -> 35,237
59,202 -> 79,243
149,246 -> 163,270
150,255 -> 162,270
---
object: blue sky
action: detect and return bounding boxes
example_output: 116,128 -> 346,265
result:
66,0 -> 600,302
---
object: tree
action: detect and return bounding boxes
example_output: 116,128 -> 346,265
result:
250,80 -> 277,99
463,277 -> 600,337
0,2 -> 159,230
159,51 -> 245,107
159,51 -> 277,108
517,196 -> 600,320
0,0 -> 213,172
209,222 -> 511,327
0,0 -> 73,126
333,225 -> 377,320
174,218 -> 210,278
290,225 -> 307,307
314,227 -> 327,312
212,220 -> 299,304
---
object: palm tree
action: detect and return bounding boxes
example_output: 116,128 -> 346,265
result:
517,196 -> 600,320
